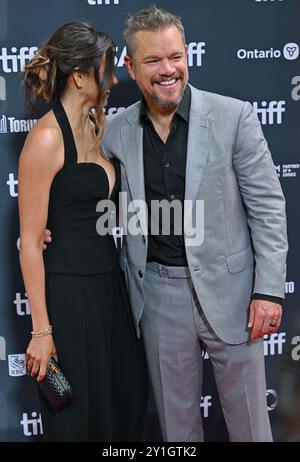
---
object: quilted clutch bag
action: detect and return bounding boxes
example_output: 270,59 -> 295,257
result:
38,357 -> 73,410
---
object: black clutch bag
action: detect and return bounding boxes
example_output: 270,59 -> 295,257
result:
38,357 -> 73,410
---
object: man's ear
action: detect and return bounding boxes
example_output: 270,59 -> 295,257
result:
71,70 -> 84,89
124,55 -> 136,81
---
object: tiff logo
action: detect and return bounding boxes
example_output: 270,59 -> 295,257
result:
188,42 -> 206,67
200,396 -> 212,418
7,173 -> 18,197
291,76 -> 300,101
0,336 -> 6,360
114,42 -> 206,68
0,76 -> 6,100
21,412 -> 43,436
264,332 -> 286,356
87,0 -> 119,4
0,47 -> 37,73
253,100 -> 285,125
15,292 -> 31,316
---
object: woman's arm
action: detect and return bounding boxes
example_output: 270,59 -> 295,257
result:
18,122 -> 63,382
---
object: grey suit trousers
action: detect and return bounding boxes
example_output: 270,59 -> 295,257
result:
141,262 -> 273,442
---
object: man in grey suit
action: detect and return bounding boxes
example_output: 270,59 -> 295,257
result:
103,6 -> 288,442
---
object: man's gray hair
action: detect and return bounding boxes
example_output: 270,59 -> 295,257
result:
123,5 -> 186,58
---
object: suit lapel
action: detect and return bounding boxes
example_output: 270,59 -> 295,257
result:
120,106 -> 145,204
120,106 -> 148,237
185,86 -> 211,201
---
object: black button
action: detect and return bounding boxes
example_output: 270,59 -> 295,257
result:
165,162 -> 170,168
138,270 -> 143,278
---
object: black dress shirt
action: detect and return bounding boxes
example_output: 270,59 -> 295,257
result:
142,85 -> 190,267
140,85 -> 282,305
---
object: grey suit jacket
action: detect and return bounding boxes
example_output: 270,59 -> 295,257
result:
102,84 -> 288,344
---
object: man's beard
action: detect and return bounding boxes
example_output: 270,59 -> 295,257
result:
141,77 -> 187,110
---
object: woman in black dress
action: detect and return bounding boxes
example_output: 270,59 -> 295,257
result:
18,21 -> 147,442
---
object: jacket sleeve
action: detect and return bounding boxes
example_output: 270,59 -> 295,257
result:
232,101 -> 288,299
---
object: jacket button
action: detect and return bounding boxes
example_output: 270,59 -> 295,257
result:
138,270 -> 143,278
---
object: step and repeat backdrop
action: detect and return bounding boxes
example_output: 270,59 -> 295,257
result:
0,0 -> 299,442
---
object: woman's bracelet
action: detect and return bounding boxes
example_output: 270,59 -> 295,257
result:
31,325 -> 53,338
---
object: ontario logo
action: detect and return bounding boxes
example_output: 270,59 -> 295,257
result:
237,42 -> 299,61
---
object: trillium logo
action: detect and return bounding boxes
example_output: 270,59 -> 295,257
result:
283,43 -> 299,60
266,389 -> 278,411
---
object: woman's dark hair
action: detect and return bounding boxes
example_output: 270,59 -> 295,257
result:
24,21 -> 115,141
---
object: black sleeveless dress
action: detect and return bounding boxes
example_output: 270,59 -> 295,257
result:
40,98 -> 147,442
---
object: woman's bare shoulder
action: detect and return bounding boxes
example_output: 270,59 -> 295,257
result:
20,110 -> 64,170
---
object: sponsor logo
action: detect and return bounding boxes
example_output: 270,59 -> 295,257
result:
87,0 -> 119,4
291,336 -> 300,361
237,43 -> 299,61
0,114 -> 37,133
15,292 -> 31,316
8,354 -> 26,377
264,332 -> 286,356
200,395 -> 212,418
0,46 -> 37,73
291,76 -> 300,101
21,412 -> 43,436
6,173 -> 18,197
0,336 -> 6,360
283,43 -> 299,60
0,76 -> 6,101
0,114 -> 7,133
266,389 -> 278,411
276,163 -> 299,178
252,100 -> 285,125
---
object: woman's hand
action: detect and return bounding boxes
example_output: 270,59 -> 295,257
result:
26,335 -> 58,382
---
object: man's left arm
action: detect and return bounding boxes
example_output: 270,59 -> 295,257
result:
232,102 -> 288,340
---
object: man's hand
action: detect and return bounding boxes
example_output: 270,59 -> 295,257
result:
248,299 -> 282,341
43,229 -> 52,250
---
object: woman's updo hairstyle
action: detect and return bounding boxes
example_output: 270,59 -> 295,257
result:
24,20 -> 115,140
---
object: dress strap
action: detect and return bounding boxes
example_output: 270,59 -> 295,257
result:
52,98 -> 77,167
